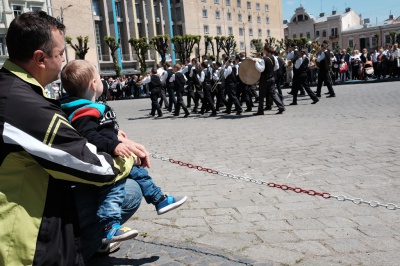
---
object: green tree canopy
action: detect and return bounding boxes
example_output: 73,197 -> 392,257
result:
65,35 -> 89,60
129,37 -> 151,76
104,36 -> 121,77
151,35 -> 170,67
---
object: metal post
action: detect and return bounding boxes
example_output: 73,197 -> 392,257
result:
166,0 -> 176,64
111,0 -> 123,71
60,7 -> 69,63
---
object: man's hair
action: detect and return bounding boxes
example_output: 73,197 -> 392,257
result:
174,64 -> 181,70
151,68 -> 158,74
201,62 -> 208,68
263,45 -> 275,53
6,11 -> 65,63
165,62 -> 171,68
61,60 -> 96,97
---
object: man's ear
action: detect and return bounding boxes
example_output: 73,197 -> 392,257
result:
33,50 -> 46,68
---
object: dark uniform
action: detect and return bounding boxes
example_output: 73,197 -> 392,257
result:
173,72 -> 190,117
200,68 -> 217,116
316,49 -> 336,97
184,63 -> 195,107
255,55 -> 285,115
213,68 -> 228,111
224,65 -> 243,114
166,68 -> 177,112
149,75 -> 163,117
290,56 -> 319,105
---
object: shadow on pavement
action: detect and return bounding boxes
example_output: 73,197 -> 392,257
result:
87,255 -> 159,266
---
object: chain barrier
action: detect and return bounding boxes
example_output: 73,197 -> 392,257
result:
150,153 -> 400,210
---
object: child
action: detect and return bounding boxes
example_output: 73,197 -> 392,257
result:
339,59 -> 348,82
60,60 -> 187,244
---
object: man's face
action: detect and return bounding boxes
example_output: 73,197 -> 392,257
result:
43,29 -> 65,84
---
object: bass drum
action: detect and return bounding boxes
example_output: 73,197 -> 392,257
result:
238,58 -> 261,85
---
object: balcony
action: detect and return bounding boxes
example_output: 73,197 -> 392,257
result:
329,34 -> 338,39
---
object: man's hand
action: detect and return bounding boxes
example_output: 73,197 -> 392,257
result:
114,143 -> 132,158
119,138 -> 151,168
118,130 -> 127,138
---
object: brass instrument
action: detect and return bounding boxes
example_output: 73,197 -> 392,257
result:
309,37 -> 321,68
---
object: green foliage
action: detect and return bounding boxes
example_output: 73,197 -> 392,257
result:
171,35 -> 201,63
284,37 -> 310,50
204,35 -> 215,57
129,37 -> 151,76
251,39 -> 263,57
214,36 -> 224,61
389,31 -> 397,45
151,35 -> 170,66
104,36 -> 121,77
65,35 -> 89,60
220,36 -> 237,58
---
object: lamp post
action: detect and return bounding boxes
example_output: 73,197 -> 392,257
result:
50,5 -> 73,62
243,23 -> 247,56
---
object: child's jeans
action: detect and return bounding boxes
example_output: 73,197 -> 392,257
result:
129,166 -> 164,204
97,178 -> 126,226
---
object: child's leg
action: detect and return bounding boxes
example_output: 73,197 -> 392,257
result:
129,166 -> 164,204
98,179 -> 138,244
129,166 -> 187,215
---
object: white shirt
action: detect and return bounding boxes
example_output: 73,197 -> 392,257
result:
224,65 -> 232,78
169,73 -> 188,83
198,70 -> 206,83
317,51 -> 326,62
213,67 -> 223,81
255,59 -> 265,73
141,75 -> 151,85
181,64 -> 191,75
273,55 -> 279,71
294,57 -> 303,69
161,67 -> 171,83
371,52 -> 379,63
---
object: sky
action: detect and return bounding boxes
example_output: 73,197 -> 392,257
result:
283,0 -> 400,23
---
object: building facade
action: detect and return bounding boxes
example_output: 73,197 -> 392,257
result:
0,0 -> 284,75
285,6 -> 361,51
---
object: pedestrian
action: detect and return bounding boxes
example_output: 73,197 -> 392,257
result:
164,62 -> 177,112
0,11 -> 147,264
197,62 -> 217,116
222,57 -> 243,115
170,64 -> 190,117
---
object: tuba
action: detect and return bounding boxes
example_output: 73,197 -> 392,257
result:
308,37 -> 321,68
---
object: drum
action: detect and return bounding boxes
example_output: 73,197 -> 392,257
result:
238,58 -> 261,85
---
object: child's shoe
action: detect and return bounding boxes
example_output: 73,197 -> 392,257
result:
102,223 -> 138,244
156,195 -> 187,215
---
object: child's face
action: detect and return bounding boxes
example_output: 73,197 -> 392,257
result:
93,69 -> 103,98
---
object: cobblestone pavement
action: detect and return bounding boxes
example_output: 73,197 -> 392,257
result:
87,81 -> 400,266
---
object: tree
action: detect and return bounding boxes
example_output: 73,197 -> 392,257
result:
220,36 -> 237,58
151,35 -> 169,67
204,35 -> 215,57
129,37 -> 151,76
214,36 -> 224,61
104,36 -> 121,77
250,39 -> 263,57
389,31 -> 397,45
65,36 -> 89,59
171,35 -> 201,63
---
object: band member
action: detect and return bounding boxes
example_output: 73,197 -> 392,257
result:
169,64 -> 190,117
164,62 -> 177,112
315,43 -> 336,97
197,62 -> 217,116
254,45 -> 285,115
190,58 -> 203,113
223,57 -> 243,115
212,61 -> 228,111
181,58 -> 195,107
235,55 -> 253,112
289,50 -> 319,105
157,64 -> 169,109
142,68 -> 163,117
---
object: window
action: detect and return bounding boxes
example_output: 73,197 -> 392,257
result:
92,0 -> 101,16
214,0 -> 219,4
204,25 -> 209,34
258,29 -> 262,37
227,12 -> 232,20
216,11 -> 220,19
267,29 -> 270,36
250,42 -> 255,49
249,28 -> 253,36
266,17 -> 270,24
31,6 -> 41,12
177,25 -> 183,35
238,13 -> 242,22
136,4 -> 141,19
94,22 -> 103,60
201,0 -> 206,2
385,35 -> 391,44
331,28 -> 338,37
265,4 -> 269,11
256,3 -> 260,10
239,28 -> 244,36
176,7 -> 182,21
293,34 -> 296,38
315,30 -> 320,37
257,16 -> 261,23
228,27 -> 233,35
12,5 -> 23,18
300,33 -> 304,38
217,26 -> 222,35
322,30 -> 326,37
306,32 -> 310,38
115,2 -> 122,18
247,1 -> 251,9
348,39 -> 354,47
202,9 -> 208,18
248,15 -> 252,22
226,0 -> 231,5
240,42 -> 245,50
237,0 -> 241,8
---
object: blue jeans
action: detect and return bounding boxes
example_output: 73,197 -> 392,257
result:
73,178 -> 142,262
97,178 -> 126,226
130,166 -> 164,204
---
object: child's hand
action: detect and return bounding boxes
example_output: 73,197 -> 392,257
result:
118,130 -> 127,138
114,143 -> 132,158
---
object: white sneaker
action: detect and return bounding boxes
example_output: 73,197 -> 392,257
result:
96,241 -> 122,254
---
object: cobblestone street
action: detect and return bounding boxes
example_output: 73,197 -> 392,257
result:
88,81 -> 400,266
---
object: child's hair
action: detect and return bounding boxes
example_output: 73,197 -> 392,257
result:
61,60 -> 96,97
